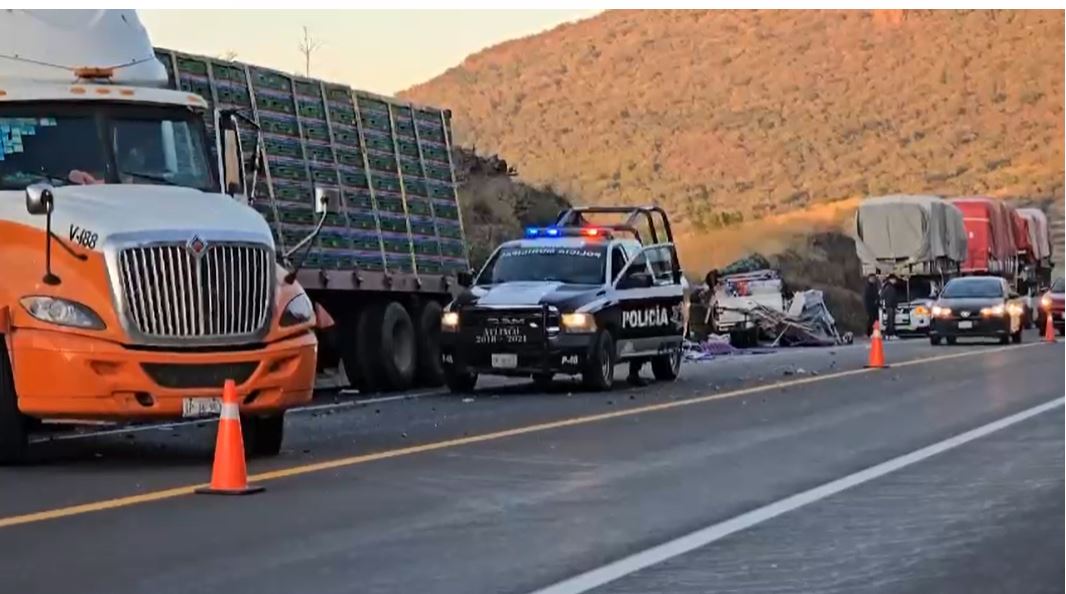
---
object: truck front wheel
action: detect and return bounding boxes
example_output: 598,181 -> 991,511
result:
241,413 -> 285,458
582,329 -> 615,391
0,340 -> 30,465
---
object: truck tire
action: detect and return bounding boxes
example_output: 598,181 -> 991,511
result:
0,340 -> 29,465
415,301 -> 445,387
651,346 -> 682,381
376,301 -> 417,391
241,413 -> 285,458
339,305 -> 383,392
582,329 -> 615,391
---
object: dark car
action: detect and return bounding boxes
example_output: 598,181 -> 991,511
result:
929,276 -> 1024,345
1036,277 -> 1064,335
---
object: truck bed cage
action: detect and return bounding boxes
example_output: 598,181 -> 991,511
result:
554,206 -> 674,246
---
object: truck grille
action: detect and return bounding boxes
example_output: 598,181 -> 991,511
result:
117,242 -> 273,342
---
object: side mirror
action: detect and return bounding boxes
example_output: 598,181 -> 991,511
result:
456,270 -> 474,288
218,110 -> 247,199
25,182 -> 54,216
618,270 -> 654,290
314,187 -> 341,216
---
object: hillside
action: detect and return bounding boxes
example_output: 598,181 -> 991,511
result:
403,10 -> 1064,231
453,148 -> 571,267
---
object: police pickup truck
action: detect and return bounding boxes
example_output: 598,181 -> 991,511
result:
440,206 -> 687,392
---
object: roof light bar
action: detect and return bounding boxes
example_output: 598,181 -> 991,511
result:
524,226 -> 610,239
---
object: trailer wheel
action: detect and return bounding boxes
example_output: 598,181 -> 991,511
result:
346,303 -> 387,393
0,340 -> 29,465
415,301 -> 445,387
377,301 -> 417,391
241,413 -> 285,458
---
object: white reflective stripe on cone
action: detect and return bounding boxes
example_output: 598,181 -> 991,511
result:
220,403 -> 240,420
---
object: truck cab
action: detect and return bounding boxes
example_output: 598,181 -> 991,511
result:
0,10 -> 319,461
439,206 -> 687,392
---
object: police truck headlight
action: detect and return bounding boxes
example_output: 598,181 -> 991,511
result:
280,292 -> 315,327
441,311 -> 460,332
561,312 -> 596,333
20,296 -> 105,330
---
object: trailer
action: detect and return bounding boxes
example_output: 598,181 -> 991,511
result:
947,197 -> 1017,277
153,48 -> 470,392
852,194 -> 968,335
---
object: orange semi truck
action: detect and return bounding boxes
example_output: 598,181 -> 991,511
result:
0,11 -> 321,461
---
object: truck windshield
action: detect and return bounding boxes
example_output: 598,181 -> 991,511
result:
941,278 -> 1004,299
478,245 -> 607,285
0,103 -> 215,192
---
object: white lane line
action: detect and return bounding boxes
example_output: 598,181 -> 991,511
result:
29,389 -> 446,444
530,397 -> 1065,594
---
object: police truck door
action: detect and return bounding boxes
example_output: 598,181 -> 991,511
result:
613,244 -> 685,358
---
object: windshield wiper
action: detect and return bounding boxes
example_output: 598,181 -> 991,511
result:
119,169 -> 180,186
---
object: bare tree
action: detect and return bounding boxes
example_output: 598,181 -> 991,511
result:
297,26 -> 323,77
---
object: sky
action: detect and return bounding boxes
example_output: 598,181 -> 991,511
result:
140,10 -> 600,96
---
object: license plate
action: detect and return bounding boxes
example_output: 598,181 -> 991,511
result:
958,321 -> 974,329
491,353 -> 518,369
182,397 -> 222,418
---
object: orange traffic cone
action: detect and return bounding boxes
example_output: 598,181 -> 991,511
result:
196,379 -> 263,495
866,320 -> 887,368
1045,313 -> 1056,343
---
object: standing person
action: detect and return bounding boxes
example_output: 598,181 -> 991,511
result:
882,274 -> 900,339
863,273 -> 881,337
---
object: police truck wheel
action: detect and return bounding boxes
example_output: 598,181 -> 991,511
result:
377,301 -> 417,391
929,336 -> 942,346
0,342 -> 30,465
651,347 -> 682,381
444,368 -> 478,393
946,336 -> 957,345
415,301 -> 446,387
583,329 -> 615,391
241,413 -> 285,458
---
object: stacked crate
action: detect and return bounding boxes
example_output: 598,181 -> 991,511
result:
154,48 -> 469,276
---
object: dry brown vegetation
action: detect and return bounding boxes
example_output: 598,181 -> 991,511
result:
403,10 -> 1064,235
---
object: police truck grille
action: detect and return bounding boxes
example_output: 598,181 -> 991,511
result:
118,243 -> 273,342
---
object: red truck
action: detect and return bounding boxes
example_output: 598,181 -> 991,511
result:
948,197 -> 1017,277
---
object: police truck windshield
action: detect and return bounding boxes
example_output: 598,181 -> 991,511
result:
478,245 -> 607,285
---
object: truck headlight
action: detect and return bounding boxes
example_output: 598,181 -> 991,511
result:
280,293 -> 314,327
441,311 -> 460,332
561,312 -> 596,333
931,306 -> 951,318
20,296 -> 105,330
912,305 -> 930,317
980,304 -> 1005,317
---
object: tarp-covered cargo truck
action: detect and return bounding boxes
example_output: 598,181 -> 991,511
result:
853,194 -> 968,335
948,197 -> 1017,277
1017,207 -> 1054,288
0,10 -> 321,461
152,47 -> 470,394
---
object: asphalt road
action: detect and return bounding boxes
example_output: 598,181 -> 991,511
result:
0,331 -> 1061,594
